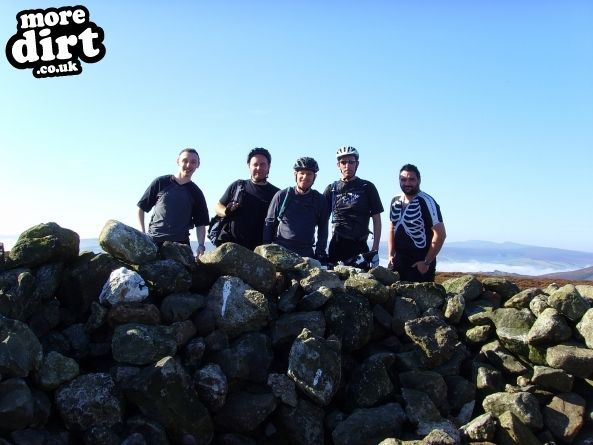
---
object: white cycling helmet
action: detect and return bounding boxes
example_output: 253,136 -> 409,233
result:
336,145 -> 359,160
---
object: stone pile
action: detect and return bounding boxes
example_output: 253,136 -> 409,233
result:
1,221 -> 592,445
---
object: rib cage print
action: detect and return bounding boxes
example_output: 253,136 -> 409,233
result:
393,199 -> 427,248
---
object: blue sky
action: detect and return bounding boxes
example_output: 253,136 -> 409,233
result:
1,1 -> 592,252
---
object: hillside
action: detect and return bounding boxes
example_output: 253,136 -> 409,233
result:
436,271 -> 592,290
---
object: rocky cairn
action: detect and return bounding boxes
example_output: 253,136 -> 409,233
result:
1,221 -> 592,445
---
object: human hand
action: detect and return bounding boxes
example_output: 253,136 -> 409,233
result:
225,201 -> 240,215
413,260 -> 430,275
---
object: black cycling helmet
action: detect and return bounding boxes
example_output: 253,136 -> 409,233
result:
247,147 -> 271,164
336,145 -> 359,160
293,157 -> 319,173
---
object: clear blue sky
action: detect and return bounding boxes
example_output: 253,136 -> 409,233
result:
1,1 -> 592,252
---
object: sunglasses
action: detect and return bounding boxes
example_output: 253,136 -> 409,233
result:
339,160 -> 357,165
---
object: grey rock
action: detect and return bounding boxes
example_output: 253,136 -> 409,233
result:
112,323 -> 177,365
108,302 -> 161,326
210,332 -> 273,383
402,387 -> 441,424
480,340 -> 528,375
444,375 -> 476,412
443,293 -> 465,324
324,290 -> 373,352
392,296 -> 419,336
59,252 -> 124,320
99,219 -> 157,265
213,390 -> 277,433
121,356 -> 213,444
546,344 -> 593,378
400,370 -> 448,413
136,259 -> 192,298
99,267 -> 149,306
254,243 -> 304,272
460,412 -> 497,441
473,361 -> 505,393
391,281 -> 446,311
287,328 -> 341,406
298,286 -> 334,311
370,266 -> 400,286
404,316 -> 458,367
34,351 -> 79,390
9,222 -> 79,268
482,277 -> 520,300
532,365 -> 574,392
206,276 -> 269,338
201,243 -> 276,294
125,415 -> 170,445
274,397 -> 325,445
345,353 -> 396,409
267,373 -> 298,407
440,275 -> 483,302
0,378 -> 35,430
194,363 -> 228,411
271,311 -> 325,348
504,287 -> 544,309
482,391 -> 543,429
488,307 -> 535,357
527,307 -> 573,346
576,308 -> 593,349
464,324 -> 494,344
55,372 -> 123,431
496,410 -> 542,445
576,284 -> 593,304
301,267 -> 344,293
547,284 -> 590,322
159,241 -> 197,271
0,315 -> 42,378
0,268 -> 40,321
543,392 -> 586,443
277,279 -> 302,313
529,293 -> 550,317
160,292 -> 205,323
331,403 -> 406,445
345,272 -> 388,304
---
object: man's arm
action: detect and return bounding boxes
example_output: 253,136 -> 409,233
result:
387,221 -> 395,268
195,225 -> 206,257
215,202 -> 227,218
370,213 -> 382,251
137,207 -> 146,233
414,222 -> 446,273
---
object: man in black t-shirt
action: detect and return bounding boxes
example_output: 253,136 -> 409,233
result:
323,146 -> 384,264
215,148 -> 279,250
137,148 -> 209,258
387,164 -> 446,282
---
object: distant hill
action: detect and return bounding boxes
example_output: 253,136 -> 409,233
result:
538,265 -> 593,281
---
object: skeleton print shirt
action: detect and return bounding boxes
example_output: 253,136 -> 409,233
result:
389,191 -> 443,259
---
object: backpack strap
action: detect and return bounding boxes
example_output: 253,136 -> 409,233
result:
276,187 -> 292,220
330,181 -> 339,223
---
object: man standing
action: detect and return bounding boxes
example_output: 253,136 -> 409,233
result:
263,157 -> 329,259
215,148 -> 279,250
323,146 -> 383,264
388,164 -> 446,282
137,148 -> 209,257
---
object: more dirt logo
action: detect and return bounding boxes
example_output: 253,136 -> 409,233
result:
5,5 -> 105,78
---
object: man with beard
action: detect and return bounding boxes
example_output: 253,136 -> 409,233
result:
263,157 -> 329,258
137,148 -> 209,257
388,164 -> 446,282
214,148 -> 279,250
324,146 -> 383,265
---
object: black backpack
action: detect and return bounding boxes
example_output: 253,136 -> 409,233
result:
207,181 -> 245,246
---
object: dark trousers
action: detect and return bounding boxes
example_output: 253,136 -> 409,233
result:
328,234 -> 369,264
393,254 -> 436,282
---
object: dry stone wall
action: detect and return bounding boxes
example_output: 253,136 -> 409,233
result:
0,221 -> 592,445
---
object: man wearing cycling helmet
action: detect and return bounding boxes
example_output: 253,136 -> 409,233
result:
323,146 -> 384,265
263,157 -> 329,259
215,148 -> 279,250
